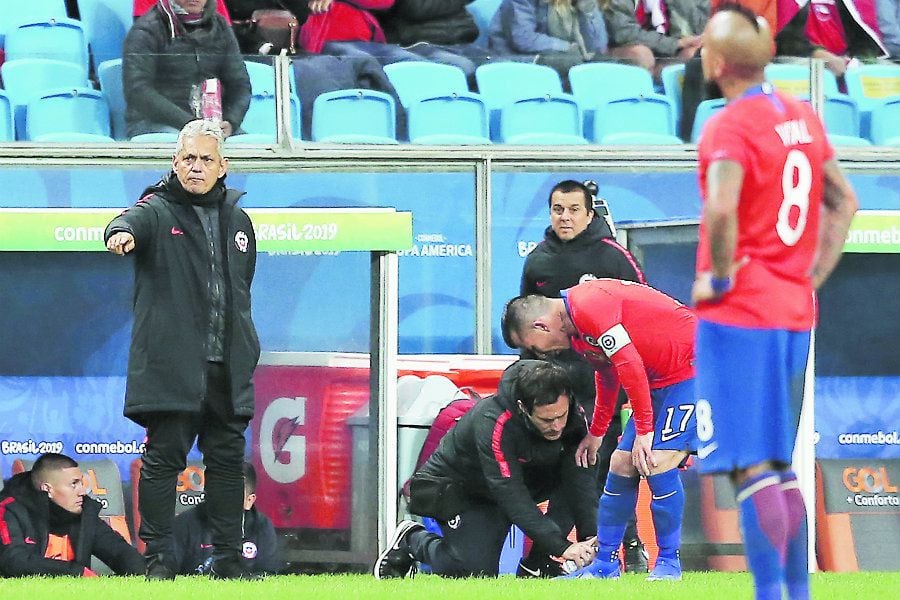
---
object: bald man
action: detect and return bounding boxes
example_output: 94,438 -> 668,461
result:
692,5 -> 858,600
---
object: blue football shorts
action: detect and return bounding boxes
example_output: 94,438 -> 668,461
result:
695,319 -> 811,474
618,378 -> 699,454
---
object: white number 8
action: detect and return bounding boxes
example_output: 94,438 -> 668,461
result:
696,399 -> 714,442
776,149 -> 812,247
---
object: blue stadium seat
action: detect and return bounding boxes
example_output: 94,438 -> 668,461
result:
129,132 -> 179,143
691,98 -> 726,143
384,61 -> 469,110
569,62 -> 659,137
0,92 -> 15,142
844,64 -> 900,137
475,62 -> 563,140
1,58 -> 90,140
97,59 -> 127,140
466,0 -> 502,48
827,134 -> 872,146
844,64 -> 900,112
4,18 -> 89,75
869,96 -> 900,146
240,63 -> 302,139
244,60 -> 277,95
0,0 -> 67,45
599,131 -> 683,145
765,62 -> 840,97
500,95 -> 588,145
26,87 -> 111,141
569,62 -> 655,103
593,95 -> 678,143
77,0 -> 132,64
660,63 -> 685,132
231,93 -> 278,142
821,95 -> 861,138
408,92 -> 491,145
312,89 -> 398,144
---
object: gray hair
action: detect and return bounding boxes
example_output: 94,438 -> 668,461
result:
176,119 -> 225,157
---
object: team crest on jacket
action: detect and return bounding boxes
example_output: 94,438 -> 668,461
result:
242,541 -> 258,559
234,231 -> 249,253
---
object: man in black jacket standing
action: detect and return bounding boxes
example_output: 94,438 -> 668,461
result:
373,360 -> 599,578
123,0 -> 251,139
519,179 -> 648,574
0,453 -> 144,578
105,119 -> 260,580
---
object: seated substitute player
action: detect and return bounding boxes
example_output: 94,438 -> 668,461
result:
502,278 -> 698,580
0,453 -> 145,578
373,360 -> 599,579
173,462 -> 282,576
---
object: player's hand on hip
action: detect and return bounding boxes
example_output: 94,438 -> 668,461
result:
692,257 -> 749,305
576,433 -> 603,468
632,432 -> 656,477
106,232 -> 135,255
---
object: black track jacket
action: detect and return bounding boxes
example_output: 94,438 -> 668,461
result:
0,472 -> 144,577
104,174 -> 260,425
417,360 -> 598,557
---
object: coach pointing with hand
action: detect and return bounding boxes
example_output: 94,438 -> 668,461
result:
105,119 -> 260,580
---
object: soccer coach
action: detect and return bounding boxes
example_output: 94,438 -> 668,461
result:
374,360 -> 599,578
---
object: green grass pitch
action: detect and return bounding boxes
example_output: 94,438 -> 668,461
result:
2,572 -> 899,600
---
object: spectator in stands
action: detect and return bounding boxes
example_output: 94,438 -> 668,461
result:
488,0 -> 610,78
778,0 -> 888,75
299,0 -> 422,63
519,179 -> 648,573
374,360 -> 599,579
0,453 -> 145,578
105,120 -> 259,580
174,463 -> 283,576
380,0 -> 491,79
877,0 -> 900,57
135,0 -> 233,21
601,0 -> 709,72
681,0 -> 888,139
123,0 -> 251,138
226,0 -> 313,53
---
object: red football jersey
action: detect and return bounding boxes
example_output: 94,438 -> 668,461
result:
696,86 -> 834,330
562,280 -> 696,437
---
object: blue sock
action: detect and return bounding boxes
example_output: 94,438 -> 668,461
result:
781,471 -> 810,600
647,469 -> 684,560
737,472 -> 788,600
597,473 -> 639,558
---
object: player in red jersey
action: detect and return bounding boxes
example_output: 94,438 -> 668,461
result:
692,5 -> 858,600
502,279 -> 697,580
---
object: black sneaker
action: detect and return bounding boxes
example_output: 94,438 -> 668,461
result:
209,558 -> 261,581
373,520 -> 424,579
516,555 -> 564,578
623,538 -> 649,573
145,554 -> 176,581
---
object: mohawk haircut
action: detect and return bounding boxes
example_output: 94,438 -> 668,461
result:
714,1 -> 762,30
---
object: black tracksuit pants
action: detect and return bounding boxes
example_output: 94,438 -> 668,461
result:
405,495 -> 577,577
138,362 -> 249,567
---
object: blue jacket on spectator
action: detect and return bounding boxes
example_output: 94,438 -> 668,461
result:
488,0 -> 608,56
876,0 -> 900,57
